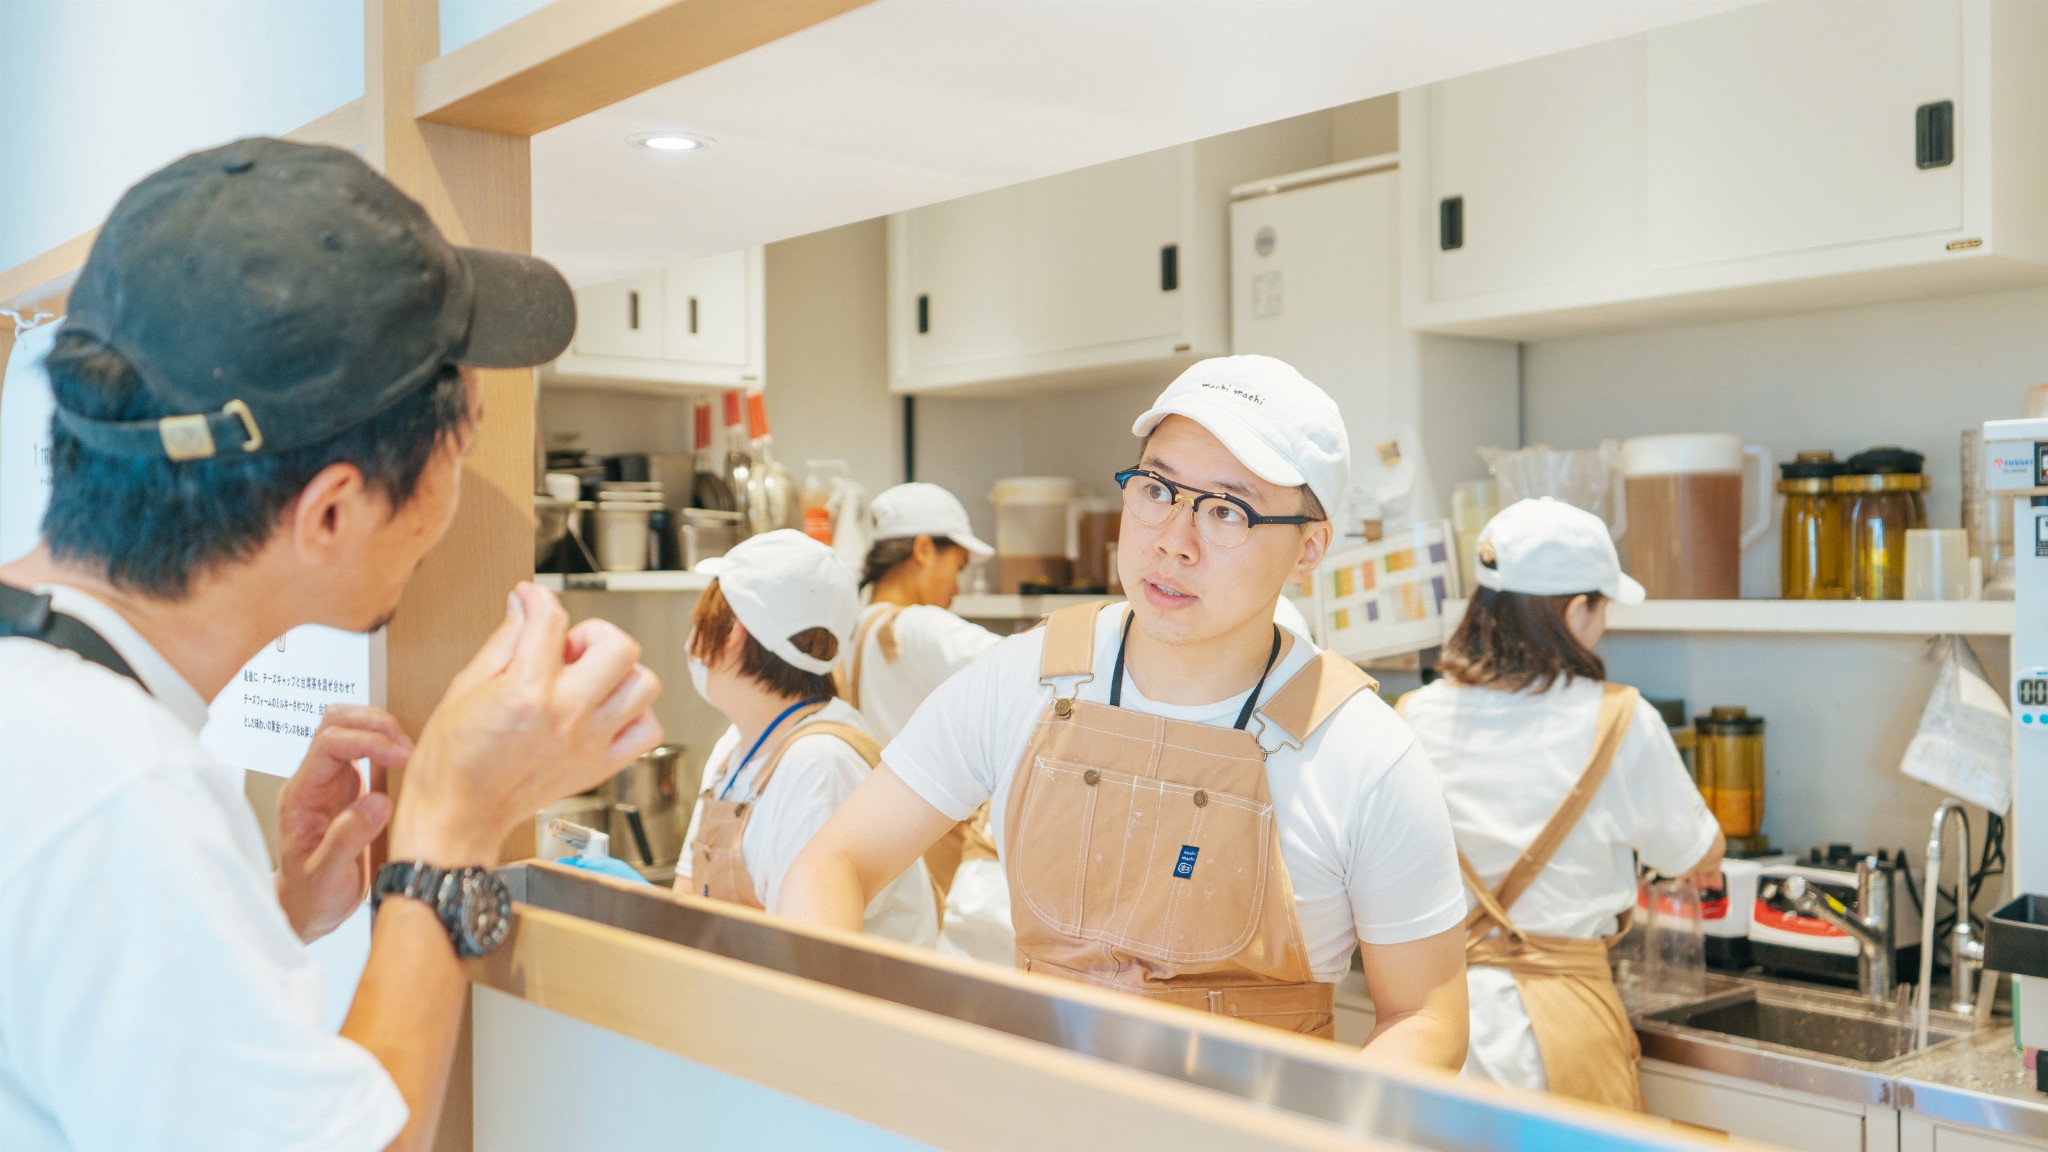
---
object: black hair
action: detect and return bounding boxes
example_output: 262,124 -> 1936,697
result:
39,329 -> 474,598
1437,585 -> 1607,693
859,534 -> 963,589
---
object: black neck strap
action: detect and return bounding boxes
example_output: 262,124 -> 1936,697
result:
1109,612 -> 1283,732
0,582 -> 147,691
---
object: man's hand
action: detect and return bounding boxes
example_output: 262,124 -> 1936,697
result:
388,583 -> 663,869
276,706 -> 410,943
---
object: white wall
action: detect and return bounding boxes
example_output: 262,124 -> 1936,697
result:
0,1 -> 362,278
1522,286 -> 2047,889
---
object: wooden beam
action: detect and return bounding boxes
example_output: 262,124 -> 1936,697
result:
414,0 -> 873,135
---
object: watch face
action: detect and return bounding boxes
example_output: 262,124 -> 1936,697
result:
447,869 -> 513,959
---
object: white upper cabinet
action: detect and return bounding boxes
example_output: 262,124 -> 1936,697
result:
1403,0 -> 2048,341
544,247 -> 766,394
888,117 -> 1328,395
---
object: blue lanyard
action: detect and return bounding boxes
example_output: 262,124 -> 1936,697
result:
718,697 -> 830,801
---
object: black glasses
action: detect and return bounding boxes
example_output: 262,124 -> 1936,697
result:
1113,468 -> 1316,549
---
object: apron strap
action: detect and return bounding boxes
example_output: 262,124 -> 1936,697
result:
0,582 -> 147,691
837,604 -> 904,711
1459,851 -> 1530,945
1462,682 -> 1639,938
1253,648 -> 1379,749
748,718 -> 882,799
1038,601 -> 1111,687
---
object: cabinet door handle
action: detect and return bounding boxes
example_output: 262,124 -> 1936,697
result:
917,293 -> 930,334
1160,244 -> 1179,292
1917,100 -> 1955,169
688,296 -> 700,335
1440,197 -> 1465,251
627,290 -> 641,330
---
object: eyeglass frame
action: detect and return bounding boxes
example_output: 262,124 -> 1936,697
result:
1112,467 -> 1320,548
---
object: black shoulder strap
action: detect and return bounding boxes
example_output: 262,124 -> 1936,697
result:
0,582 -> 147,691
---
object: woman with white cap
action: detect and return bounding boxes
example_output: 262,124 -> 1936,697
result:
778,356 -> 1470,1067
838,482 -> 1011,961
674,529 -> 938,946
1399,498 -> 1723,1109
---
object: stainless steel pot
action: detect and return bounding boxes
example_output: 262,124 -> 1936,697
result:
596,743 -> 696,869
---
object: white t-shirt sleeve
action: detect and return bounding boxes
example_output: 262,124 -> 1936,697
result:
1345,738 -> 1469,946
0,770 -> 406,1152
911,607 -> 1003,676
750,735 -> 874,911
883,633 -> 1034,822
1618,697 -> 1721,878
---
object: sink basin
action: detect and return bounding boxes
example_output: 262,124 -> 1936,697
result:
1643,988 -> 1972,1067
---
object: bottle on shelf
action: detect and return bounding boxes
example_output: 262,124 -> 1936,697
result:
690,401 -> 736,513
746,391 -> 799,532
722,390 -> 765,537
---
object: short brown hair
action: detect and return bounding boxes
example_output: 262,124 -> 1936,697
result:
688,581 -> 841,700
1436,587 -> 1605,693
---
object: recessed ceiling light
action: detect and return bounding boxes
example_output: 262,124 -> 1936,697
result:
630,132 -> 713,153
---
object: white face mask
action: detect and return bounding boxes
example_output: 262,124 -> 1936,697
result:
685,627 -> 712,701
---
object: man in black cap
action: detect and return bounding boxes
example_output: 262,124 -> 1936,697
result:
0,138 -> 661,1151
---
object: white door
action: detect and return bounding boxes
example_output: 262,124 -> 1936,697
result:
1645,0 -> 1964,268
572,271 -> 665,360
1019,146 -> 1186,354
663,251 -> 750,369
901,185 -> 1028,373
1424,35 -> 1648,300
1231,170 -> 1405,460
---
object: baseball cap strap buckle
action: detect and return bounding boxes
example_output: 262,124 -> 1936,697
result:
156,399 -> 262,462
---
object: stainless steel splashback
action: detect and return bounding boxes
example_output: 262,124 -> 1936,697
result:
502,864 -> 1719,1152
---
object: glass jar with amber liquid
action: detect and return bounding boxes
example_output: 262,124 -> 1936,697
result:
1695,706 -> 1765,851
1836,446 -> 1927,601
1778,451 -> 1847,599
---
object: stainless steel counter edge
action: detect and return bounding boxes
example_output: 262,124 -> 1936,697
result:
1638,1016 -> 2048,1140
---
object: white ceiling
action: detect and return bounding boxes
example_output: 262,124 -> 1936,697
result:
531,0 -> 1750,286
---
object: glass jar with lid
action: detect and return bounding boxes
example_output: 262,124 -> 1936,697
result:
1836,446 -> 1927,601
1695,706 -> 1766,851
1778,451 -> 1847,599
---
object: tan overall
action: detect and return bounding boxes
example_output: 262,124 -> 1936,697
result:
839,602 -> 999,899
691,717 -> 883,909
1459,682 -> 1644,1111
1001,602 -> 1376,1038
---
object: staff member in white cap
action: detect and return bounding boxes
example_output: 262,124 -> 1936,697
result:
779,356 -> 1468,1066
837,482 -> 1009,960
1399,498 -> 1722,1108
675,529 -> 938,946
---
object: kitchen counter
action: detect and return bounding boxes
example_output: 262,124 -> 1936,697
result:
1630,972 -> 2048,1142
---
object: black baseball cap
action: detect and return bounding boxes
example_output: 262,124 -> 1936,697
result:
57,137 -> 575,462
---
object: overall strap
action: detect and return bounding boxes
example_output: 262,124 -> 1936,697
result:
1253,649 -> 1378,750
838,604 -> 904,710
752,719 -> 884,798
1461,683 -> 1638,937
1038,601 -> 1110,686
0,583 -> 145,691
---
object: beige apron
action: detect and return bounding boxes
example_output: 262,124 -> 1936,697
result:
839,602 -> 999,899
1002,602 -> 1376,1038
691,718 -> 884,909
1459,681 -> 1644,1112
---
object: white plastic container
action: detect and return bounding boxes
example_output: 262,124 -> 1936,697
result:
595,501 -> 658,572
990,477 -> 1078,593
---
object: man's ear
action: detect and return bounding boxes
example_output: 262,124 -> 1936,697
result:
1292,521 -> 1332,582
288,462 -> 370,563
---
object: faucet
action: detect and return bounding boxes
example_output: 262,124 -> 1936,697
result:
1916,801 -> 1986,1048
1780,857 -> 1893,1002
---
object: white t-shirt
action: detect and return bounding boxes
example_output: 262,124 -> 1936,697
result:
0,587 -> 406,1152
883,602 -> 1466,983
836,603 -> 1001,745
677,699 -> 938,947
1399,676 -> 1719,1090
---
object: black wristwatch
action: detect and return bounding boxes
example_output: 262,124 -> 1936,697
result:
372,862 -> 512,959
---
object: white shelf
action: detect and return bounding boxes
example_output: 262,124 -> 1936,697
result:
1443,598 -> 2014,637
536,571 -> 712,594
952,594 -> 1122,619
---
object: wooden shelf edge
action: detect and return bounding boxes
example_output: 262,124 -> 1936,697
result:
537,571 -> 712,594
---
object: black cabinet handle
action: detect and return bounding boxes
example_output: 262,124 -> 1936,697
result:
1440,197 -> 1464,251
1917,100 -> 1954,169
917,293 -> 930,334
627,289 -> 641,330
1160,244 -> 1180,292
688,296 -> 699,335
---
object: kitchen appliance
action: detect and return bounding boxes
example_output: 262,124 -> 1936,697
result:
1962,427 -> 2016,599
1618,434 -> 1772,600
990,476 -> 1076,593
1699,856 -> 1784,969
1694,705 -> 1769,857
595,742 -> 696,877
1838,446 -> 1927,601
1778,451 -> 1847,599
1751,846 -> 1920,989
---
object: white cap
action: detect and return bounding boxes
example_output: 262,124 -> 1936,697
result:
1130,355 -> 1348,517
1473,498 -> 1645,605
868,483 -> 994,558
696,529 -> 860,674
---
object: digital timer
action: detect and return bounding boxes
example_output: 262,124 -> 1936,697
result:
2022,679 -> 2048,708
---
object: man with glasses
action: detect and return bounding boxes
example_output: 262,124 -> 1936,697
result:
781,356 -> 1468,1068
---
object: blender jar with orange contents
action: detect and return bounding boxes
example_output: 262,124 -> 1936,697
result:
1694,706 -> 1769,857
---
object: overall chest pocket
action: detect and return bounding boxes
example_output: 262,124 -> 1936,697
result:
1012,756 -> 1273,964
